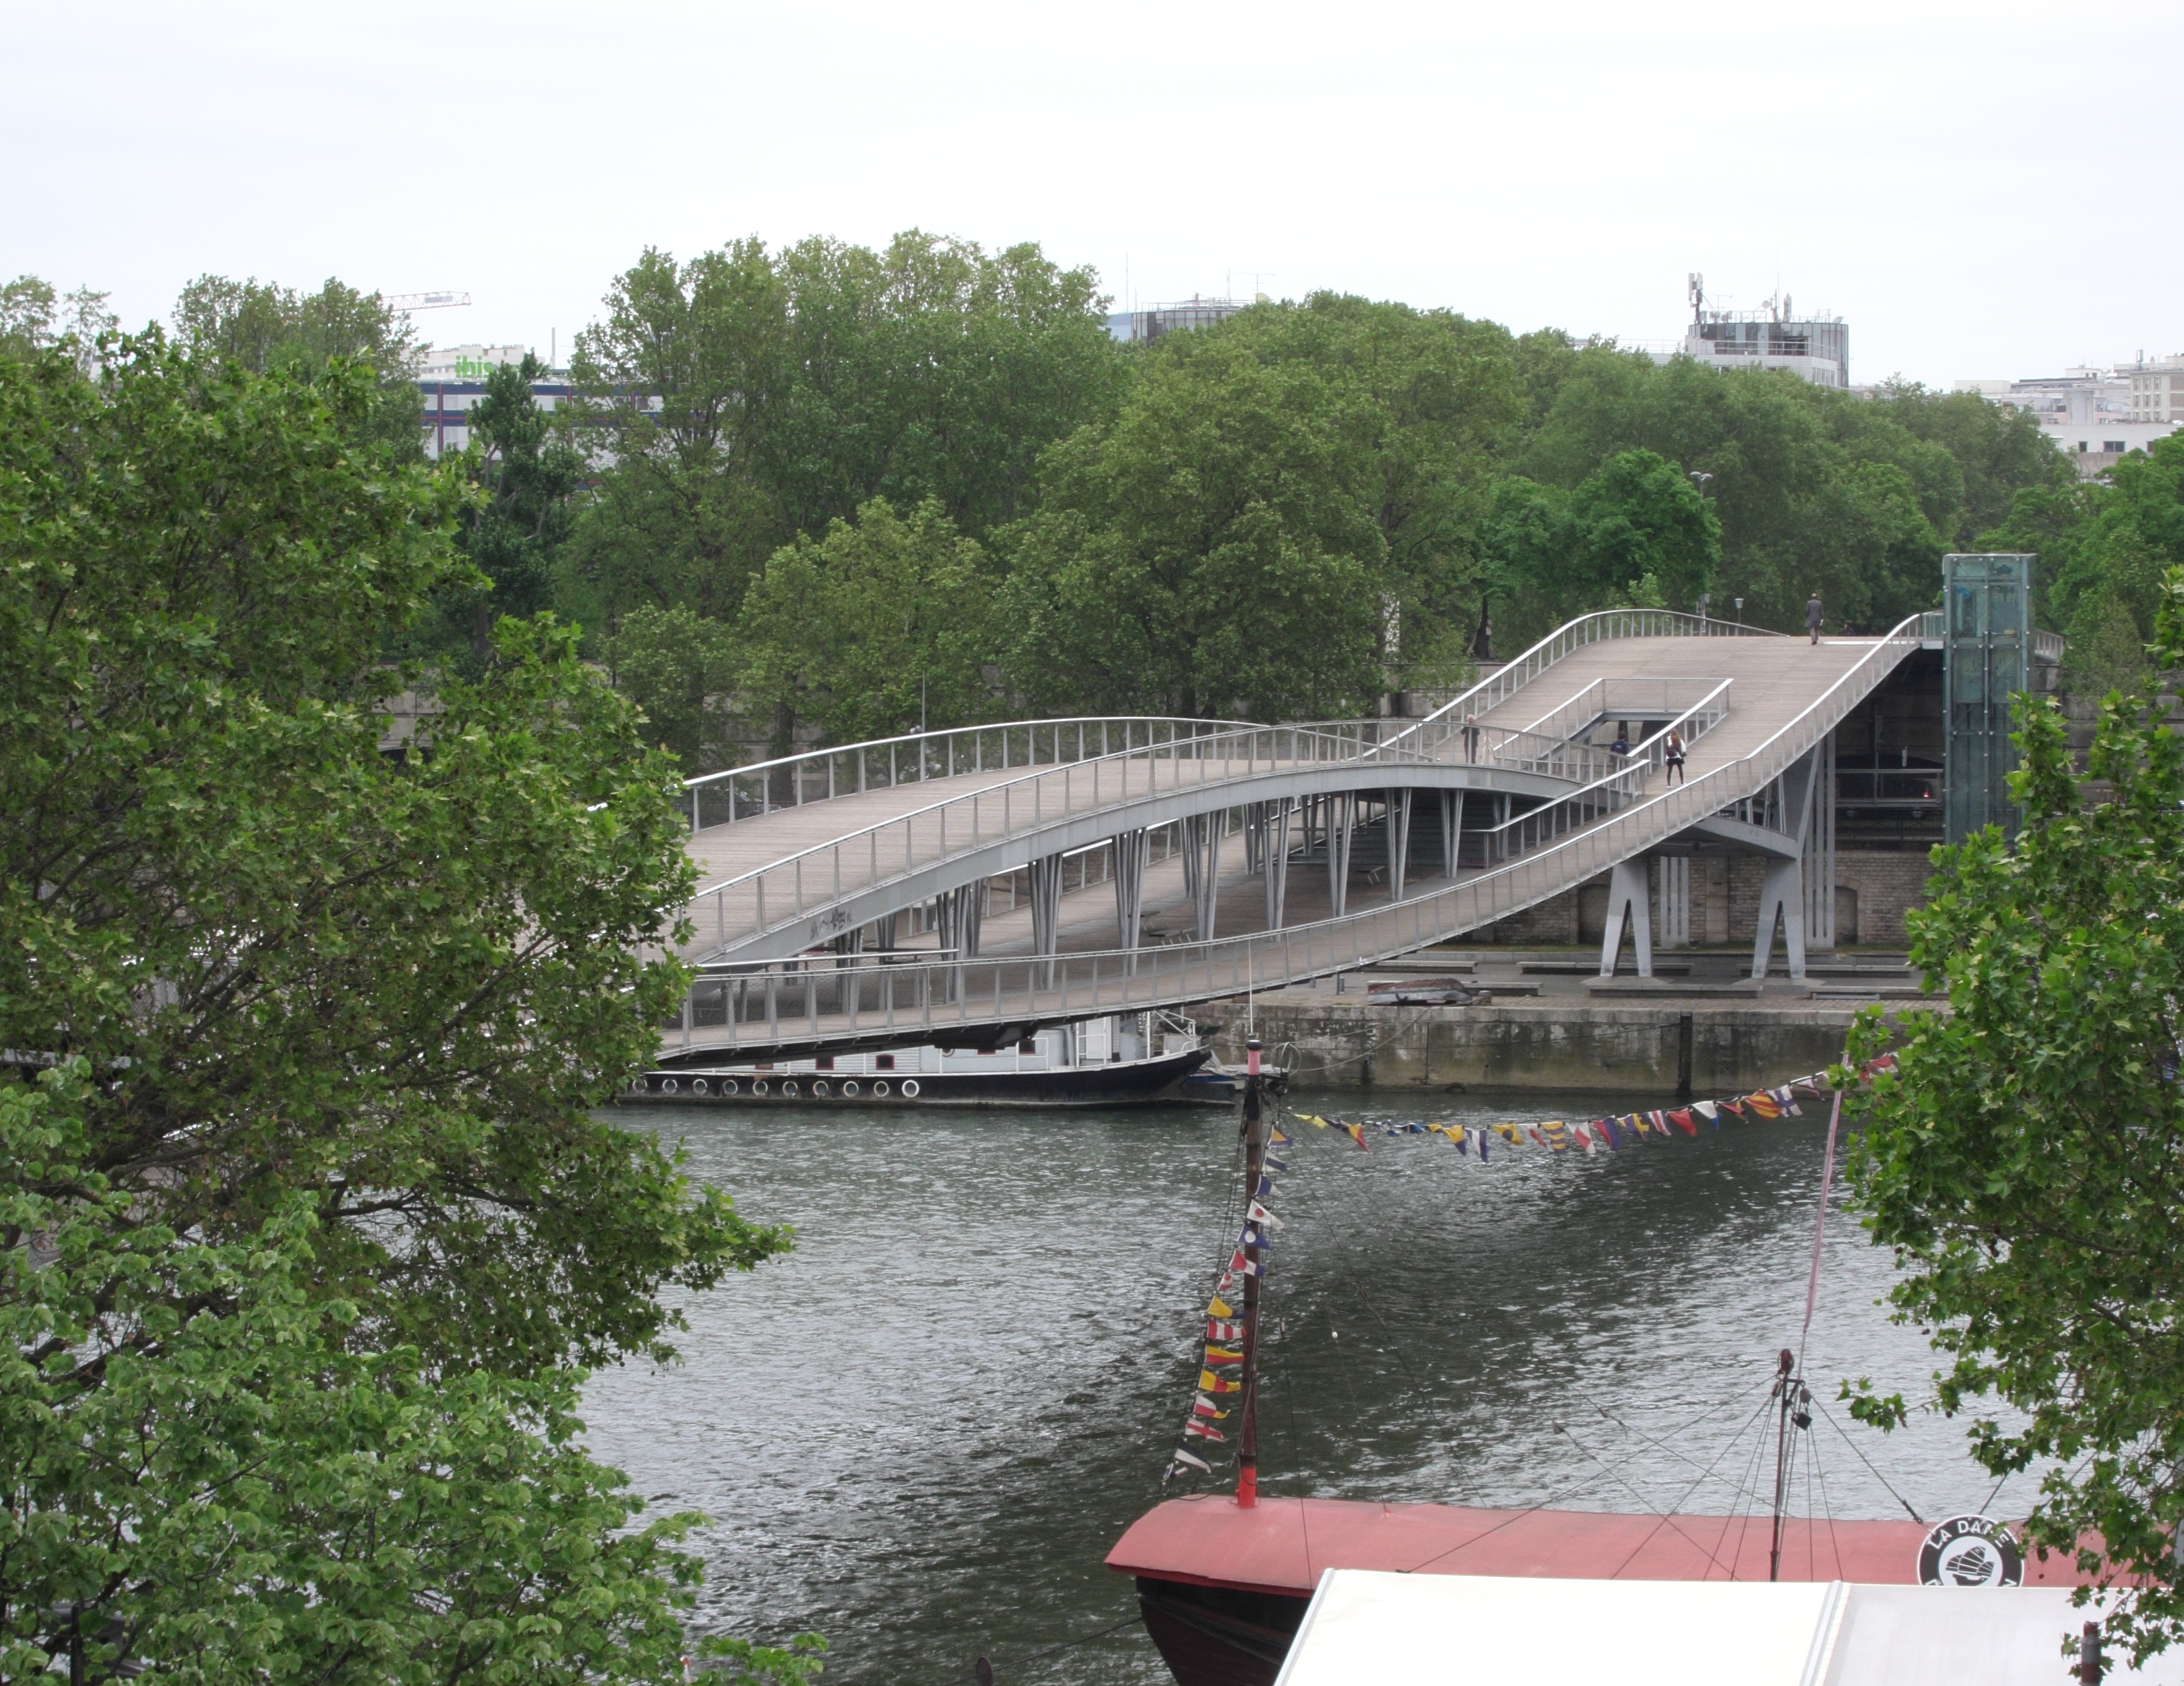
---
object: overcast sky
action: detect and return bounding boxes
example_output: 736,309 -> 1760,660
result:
7,0 -> 2177,387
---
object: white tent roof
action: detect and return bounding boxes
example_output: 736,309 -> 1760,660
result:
1274,1571 -> 2181,1686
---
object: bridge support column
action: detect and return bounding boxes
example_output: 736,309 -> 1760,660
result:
1599,856 -> 1653,978
1441,791 -> 1462,880
1385,789 -> 1412,900
1264,800 -> 1292,931
1112,830 -> 1149,969
1181,812 -> 1223,941
1029,852 -> 1064,987
1326,793 -> 1354,918
1655,856 -> 1690,950
1751,858 -> 1807,981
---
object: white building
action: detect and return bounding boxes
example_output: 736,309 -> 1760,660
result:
2127,353 -> 2184,424
1952,362 -> 2179,477
1645,276 -> 1850,388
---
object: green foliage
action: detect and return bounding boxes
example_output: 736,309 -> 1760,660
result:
1003,324 -> 1388,720
1843,566 -> 2184,1664
1986,435 -> 2184,667
1190,295 -> 1522,682
606,603 -> 745,772
408,353 -> 588,669
0,274 -> 116,370
1513,347 -> 1970,633
0,334 -> 787,1377
563,232 -> 1125,641
1477,449 -> 1719,645
740,497 -> 995,749
0,1067 -> 725,1685
171,272 -> 423,461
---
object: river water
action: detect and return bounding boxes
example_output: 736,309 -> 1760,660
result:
584,1093 -> 2003,1685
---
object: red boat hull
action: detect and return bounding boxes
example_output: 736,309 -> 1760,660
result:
1108,1497 -> 2094,1686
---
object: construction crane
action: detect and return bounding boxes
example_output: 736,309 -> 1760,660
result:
378,291 -> 472,312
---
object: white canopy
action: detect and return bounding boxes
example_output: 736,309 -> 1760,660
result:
1273,1570 -> 2181,1686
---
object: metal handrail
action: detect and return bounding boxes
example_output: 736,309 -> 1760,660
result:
1369,607 -> 1782,762
682,719 -> 1444,959
666,622 -> 1921,1054
1472,678 -> 1735,860
682,714 -> 1264,830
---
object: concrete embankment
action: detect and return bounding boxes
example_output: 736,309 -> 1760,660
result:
1199,949 -> 1926,1096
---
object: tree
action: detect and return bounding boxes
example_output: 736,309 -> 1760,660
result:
562,241 -> 791,630
406,352 -> 587,670
739,497 -> 995,751
605,603 -> 745,772
0,332 -> 784,1379
1510,346 -> 2014,632
1476,449 -> 1719,647
1002,333 -> 1387,721
1843,566 -> 2184,1666
0,1066 -> 783,1685
0,274 -> 116,370
1204,295 -> 1522,685
170,273 -> 424,461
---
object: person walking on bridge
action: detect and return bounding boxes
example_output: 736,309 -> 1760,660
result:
1663,727 -> 1686,787
1462,713 -> 1480,762
1806,591 -> 1825,645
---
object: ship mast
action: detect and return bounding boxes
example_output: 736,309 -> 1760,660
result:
1768,1346 -> 1810,1581
1236,1037 -> 1265,1509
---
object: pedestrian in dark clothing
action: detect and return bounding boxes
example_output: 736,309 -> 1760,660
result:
1609,728 -> 1630,765
1664,728 -> 1686,786
1806,593 -> 1824,645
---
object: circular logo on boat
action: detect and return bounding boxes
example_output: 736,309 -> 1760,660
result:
1917,1516 -> 2022,1587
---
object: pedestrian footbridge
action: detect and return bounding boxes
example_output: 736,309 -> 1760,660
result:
655,608 -> 1937,1064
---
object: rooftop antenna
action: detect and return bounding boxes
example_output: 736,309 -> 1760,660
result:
1688,272 -> 1704,325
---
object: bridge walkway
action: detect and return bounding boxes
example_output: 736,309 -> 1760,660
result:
658,612 -> 1929,1060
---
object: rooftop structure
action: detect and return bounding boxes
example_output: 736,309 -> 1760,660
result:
1106,295 -> 1258,346
1645,276 -> 1850,388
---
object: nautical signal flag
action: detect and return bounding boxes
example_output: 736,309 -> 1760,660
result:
1183,1420 -> 1228,1442
1746,1091 -> 1782,1119
1669,1109 -> 1697,1136
1191,1395 -> 1230,1420
1201,1370 -> 1242,1394
1207,1297 -> 1234,1320
1171,1448 -> 1213,1475
1542,1121 -> 1572,1152
1342,1121 -> 1368,1149
1493,1124 -> 1522,1145
1247,1201 -> 1283,1230
1207,1318 -> 1242,1343
1203,1345 -> 1243,1366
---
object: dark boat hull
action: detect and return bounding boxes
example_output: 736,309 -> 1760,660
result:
622,1047 -> 1212,1108
1134,1577 -> 1303,1686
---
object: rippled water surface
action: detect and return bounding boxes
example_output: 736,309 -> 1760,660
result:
583,1092 -> 2001,1685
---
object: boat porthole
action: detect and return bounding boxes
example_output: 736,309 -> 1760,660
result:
873,1081 -> 890,1097
811,1080 -> 829,1098
753,1079 -> 770,1097
782,1080 -> 799,1099
841,1081 -> 860,1097
901,1079 -> 921,1099
692,1079 -> 709,1096
661,1078 -> 680,1095
721,1079 -> 739,1096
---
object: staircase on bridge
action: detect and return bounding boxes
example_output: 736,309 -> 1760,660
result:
655,608 -> 1937,1063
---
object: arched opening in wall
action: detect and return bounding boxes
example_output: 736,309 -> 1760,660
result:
1835,885 -> 1860,945
1578,883 -> 1610,945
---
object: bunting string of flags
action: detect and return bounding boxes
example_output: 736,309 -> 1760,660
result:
1160,1053 -> 1899,1484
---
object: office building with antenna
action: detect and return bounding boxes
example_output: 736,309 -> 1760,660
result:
1649,274 -> 1850,388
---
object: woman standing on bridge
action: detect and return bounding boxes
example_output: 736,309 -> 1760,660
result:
1664,727 -> 1687,787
